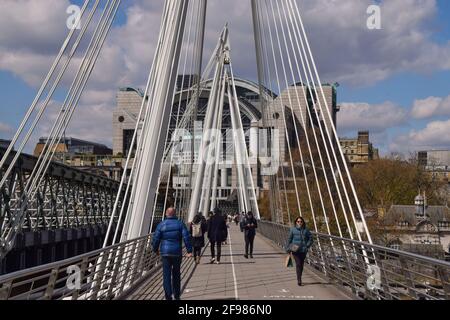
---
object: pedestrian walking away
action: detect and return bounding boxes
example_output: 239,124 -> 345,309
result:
189,212 -> 208,264
285,216 -> 313,286
243,211 -> 257,259
152,207 -> 193,300
207,207 -> 228,264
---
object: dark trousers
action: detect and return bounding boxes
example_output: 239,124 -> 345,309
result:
193,247 -> 202,258
292,252 -> 307,283
245,234 -> 255,255
162,256 -> 182,300
210,241 -> 222,261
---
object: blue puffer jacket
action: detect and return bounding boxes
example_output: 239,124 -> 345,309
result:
152,217 -> 193,257
286,226 -> 313,253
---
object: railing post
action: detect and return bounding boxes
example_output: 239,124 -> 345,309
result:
71,257 -> 88,300
399,257 -> 418,300
437,266 -> 450,300
90,251 -> 109,300
118,241 -> 137,295
340,241 -> 358,296
106,245 -> 125,299
374,250 -> 393,300
129,239 -> 147,285
0,282 -> 11,300
44,268 -> 59,300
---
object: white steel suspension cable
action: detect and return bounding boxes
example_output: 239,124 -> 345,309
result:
124,0 -> 189,237
262,0 -> 304,224
256,0 -> 291,224
105,0 -> 173,246
275,0 -> 346,238
124,0 -> 189,239
252,0 -> 283,223
187,26 -> 228,222
156,0 -> 196,222
289,0 -> 370,241
0,0 -> 96,191
30,0 -> 120,201
0,0 -> 91,184
270,0 -> 327,232
281,0 -> 354,239
123,0 -> 181,236
1,0 -> 120,249
259,0 -> 318,232
206,74 -> 226,213
209,77 -> 226,211
28,0 -> 116,197
292,0 -> 371,242
228,65 -> 261,220
175,0 -> 206,219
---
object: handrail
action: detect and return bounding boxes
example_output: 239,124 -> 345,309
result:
258,220 -> 450,300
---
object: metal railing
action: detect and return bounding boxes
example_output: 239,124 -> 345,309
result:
258,221 -> 450,300
0,234 -> 158,300
2,220 -> 449,300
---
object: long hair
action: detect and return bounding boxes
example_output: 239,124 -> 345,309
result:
193,213 -> 202,224
294,216 -> 306,228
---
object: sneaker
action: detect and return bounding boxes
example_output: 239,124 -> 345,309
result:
244,254 -> 248,259
196,257 -> 201,264
210,258 -> 215,264
250,254 -> 254,259
298,281 -> 302,286
215,260 -> 220,265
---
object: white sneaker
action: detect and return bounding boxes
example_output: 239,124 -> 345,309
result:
210,258 -> 215,264
215,261 -> 220,265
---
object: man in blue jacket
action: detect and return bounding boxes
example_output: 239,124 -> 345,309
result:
152,207 -> 193,300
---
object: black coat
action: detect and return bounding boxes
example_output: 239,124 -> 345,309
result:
207,214 -> 228,242
190,220 -> 207,248
243,217 -> 258,237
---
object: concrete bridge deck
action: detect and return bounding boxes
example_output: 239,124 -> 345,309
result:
126,224 -> 352,300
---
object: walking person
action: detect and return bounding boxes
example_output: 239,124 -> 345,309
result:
207,207 -> 228,264
286,217 -> 313,286
152,207 -> 193,300
189,212 -> 207,264
239,212 -> 246,232
243,211 -> 257,259
234,213 -> 240,226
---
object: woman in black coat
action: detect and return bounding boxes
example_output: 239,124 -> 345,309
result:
243,211 -> 258,259
190,213 -> 208,264
207,208 -> 228,264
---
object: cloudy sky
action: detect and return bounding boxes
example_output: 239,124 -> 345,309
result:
0,0 -> 449,155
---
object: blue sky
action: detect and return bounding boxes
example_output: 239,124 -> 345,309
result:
0,0 -> 449,155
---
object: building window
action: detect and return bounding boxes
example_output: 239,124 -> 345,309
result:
398,221 -> 409,228
438,221 -> 450,230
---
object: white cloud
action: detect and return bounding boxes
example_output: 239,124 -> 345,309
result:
0,122 -> 12,134
1,0 -> 450,150
391,119 -> 450,152
411,95 -> 450,119
338,101 -> 408,134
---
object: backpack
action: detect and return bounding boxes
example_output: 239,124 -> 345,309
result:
192,222 -> 202,238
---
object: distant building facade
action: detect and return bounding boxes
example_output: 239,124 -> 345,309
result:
0,139 -> 11,149
378,193 -> 450,260
418,150 -> 450,185
340,131 -> 379,166
34,137 -> 121,181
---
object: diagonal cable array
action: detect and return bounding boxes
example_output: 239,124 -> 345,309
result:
0,0 -> 122,257
251,0 -> 372,244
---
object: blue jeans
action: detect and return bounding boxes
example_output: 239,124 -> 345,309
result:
162,256 -> 182,300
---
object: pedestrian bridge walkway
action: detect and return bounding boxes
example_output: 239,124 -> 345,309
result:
126,224 -> 352,300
